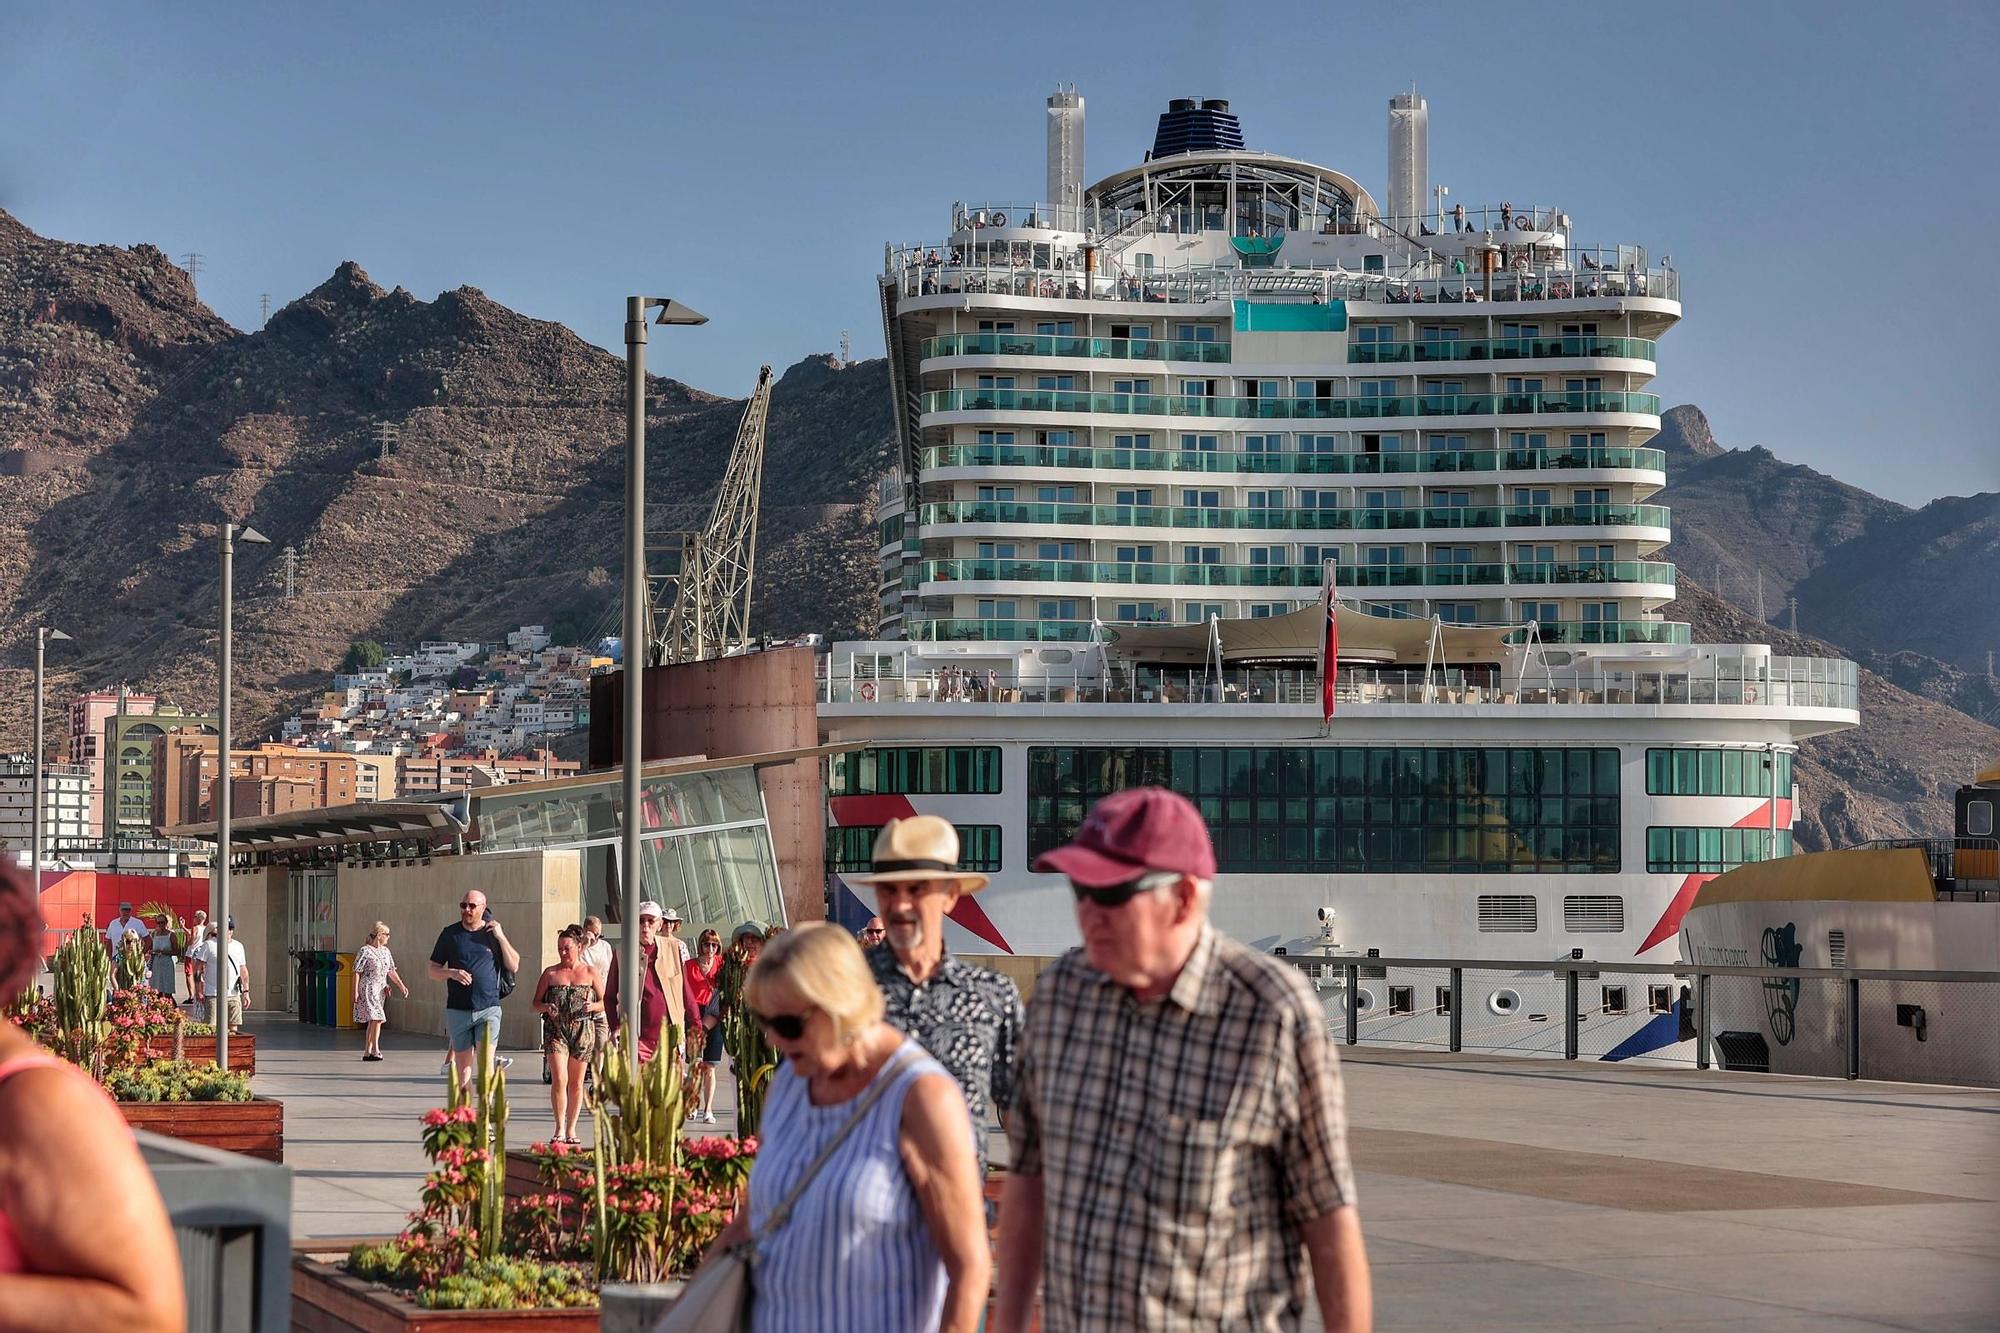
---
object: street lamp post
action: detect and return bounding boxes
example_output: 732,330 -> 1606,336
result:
32,626 -> 73,886
620,295 -> 706,1061
215,521 -> 269,1071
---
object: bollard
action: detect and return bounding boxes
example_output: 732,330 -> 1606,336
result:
1448,966 -> 1463,1053
1344,963 -> 1359,1046
600,1281 -> 687,1333
1846,977 -> 1861,1081
1695,970 -> 1711,1070
1563,966 -> 1580,1061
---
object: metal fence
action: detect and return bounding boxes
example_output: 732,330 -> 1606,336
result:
139,1129 -> 292,1331
1283,954 -> 2000,1088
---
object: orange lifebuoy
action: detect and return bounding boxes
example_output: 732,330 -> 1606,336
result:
1743,684 -> 1758,704
858,681 -> 877,702
1551,281 -> 1572,299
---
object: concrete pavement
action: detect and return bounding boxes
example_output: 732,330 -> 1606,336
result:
251,1019 -> 2000,1329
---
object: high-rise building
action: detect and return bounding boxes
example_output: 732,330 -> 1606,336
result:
109,708 -> 217,838
152,736 -> 360,829
0,753 -> 93,856
68,688 -> 155,834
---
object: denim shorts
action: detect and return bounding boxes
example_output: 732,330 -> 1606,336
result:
444,1004 -> 504,1053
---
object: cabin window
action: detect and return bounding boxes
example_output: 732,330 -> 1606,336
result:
1968,799 -> 1994,838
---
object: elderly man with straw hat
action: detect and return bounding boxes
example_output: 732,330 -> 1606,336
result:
849,814 -> 1025,1171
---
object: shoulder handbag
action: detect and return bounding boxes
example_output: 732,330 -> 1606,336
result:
655,1046 -> 915,1333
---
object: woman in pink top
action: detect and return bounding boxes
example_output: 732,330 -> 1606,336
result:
0,867 -> 184,1329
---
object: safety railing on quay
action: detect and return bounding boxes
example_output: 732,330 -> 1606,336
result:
1279,953 -> 2000,1088
921,443 -> 1668,477
922,387 -> 1664,422
819,655 -> 1860,712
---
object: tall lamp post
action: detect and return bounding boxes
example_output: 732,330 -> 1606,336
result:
621,295 -> 706,1060
215,521 -> 269,1071
32,626 -> 73,886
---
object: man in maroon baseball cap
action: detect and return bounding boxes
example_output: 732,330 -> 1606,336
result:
996,787 -> 1371,1333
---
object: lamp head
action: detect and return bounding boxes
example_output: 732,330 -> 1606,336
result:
42,627 -> 72,642
646,298 -> 708,327
239,526 -> 272,545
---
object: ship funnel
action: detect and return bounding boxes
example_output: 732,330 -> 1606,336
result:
1046,85 -> 1085,229
1387,87 -> 1428,225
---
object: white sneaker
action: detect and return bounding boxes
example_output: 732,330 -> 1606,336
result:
704,1110 -> 719,1123
497,1056 -> 514,1070
439,1060 -> 452,1076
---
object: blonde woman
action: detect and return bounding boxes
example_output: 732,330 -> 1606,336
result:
691,923 -> 988,1333
353,922 -> 409,1062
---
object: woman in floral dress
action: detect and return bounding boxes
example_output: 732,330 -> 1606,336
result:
353,921 -> 409,1062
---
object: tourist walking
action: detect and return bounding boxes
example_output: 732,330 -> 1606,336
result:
533,925 -> 603,1144
603,900 -> 687,1064
687,924 -> 988,1333
428,889 -> 521,1087
104,902 -> 143,987
993,787 -> 1371,1333
685,927 -> 725,1122
185,908 -> 209,1008
663,906 -> 691,964
579,915 -> 614,1052
192,917 -> 250,1036
145,912 -> 178,997
857,916 -> 886,946
354,922 -> 409,1061
0,866 -> 183,1331
848,815 -> 1024,1171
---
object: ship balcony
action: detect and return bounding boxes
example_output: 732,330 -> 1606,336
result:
919,443 -> 1665,484
888,259 -> 1679,310
919,331 -> 1657,372
1504,620 -> 1692,646
916,501 -> 1672,545
913,558 -> 1676,598
920,387 -> 1661,428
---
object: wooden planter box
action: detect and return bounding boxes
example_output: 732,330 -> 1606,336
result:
119,1096 -> 283,1162
141,1033 -> 256,1074
292,1255 -> 600,1332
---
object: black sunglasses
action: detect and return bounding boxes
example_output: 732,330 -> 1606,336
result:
1070,871 -> 1180,909
753,1009 -> 812,1041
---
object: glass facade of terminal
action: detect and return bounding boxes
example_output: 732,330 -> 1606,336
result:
1028,745 -> 1621,873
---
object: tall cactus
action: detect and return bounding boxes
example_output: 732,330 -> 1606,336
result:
51,930 -> 109,1069
590,1020 -> 684,1168
442,1028 -> 512,1259
719,954 -> 775,1137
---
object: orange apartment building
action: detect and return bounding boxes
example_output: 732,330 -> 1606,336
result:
153,734 -> 362,829
397,748 -> 579,796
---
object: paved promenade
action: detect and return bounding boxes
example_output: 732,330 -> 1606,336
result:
253,1019 -> 2000,1330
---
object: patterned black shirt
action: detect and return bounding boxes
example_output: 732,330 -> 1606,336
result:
868,942 -> 1025,1166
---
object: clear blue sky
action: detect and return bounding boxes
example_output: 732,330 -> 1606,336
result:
5,1 -> 1995,504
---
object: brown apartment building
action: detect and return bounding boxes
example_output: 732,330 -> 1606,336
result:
154,734 -> 362,829
398,748 -> 579,796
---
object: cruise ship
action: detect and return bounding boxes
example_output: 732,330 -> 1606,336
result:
819,90 -> 1860,1044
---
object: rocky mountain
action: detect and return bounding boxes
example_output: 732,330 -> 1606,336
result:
0,208 -> 889,750
1665,580 -> 2000,849
1655,405 -> 1998,674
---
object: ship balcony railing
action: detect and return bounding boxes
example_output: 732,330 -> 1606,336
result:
1373,203 -> 1571,237
1346,335 -> 1658,364
917,500 -> 1673,534
1503,620 -> 1692,645
923,332 -> 1233,363
921,387 -> 1663,422
917,558 -> 1675,590
918,331 -> 1656,367
920,443 -> 1666,477
888,258 -> 1679,306
821,655 -> 1860,711
1857,837 -> 2000,902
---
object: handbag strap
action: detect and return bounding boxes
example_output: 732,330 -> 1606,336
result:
759,1044 -> 917,1238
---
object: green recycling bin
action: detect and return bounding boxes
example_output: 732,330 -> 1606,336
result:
333,952 -> 358,1029
316,952 -> 336,1026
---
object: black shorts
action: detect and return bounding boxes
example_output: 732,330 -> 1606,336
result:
701,1022 -> 725,1063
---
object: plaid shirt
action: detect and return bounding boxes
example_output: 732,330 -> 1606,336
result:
1010,925 -> 1356,1332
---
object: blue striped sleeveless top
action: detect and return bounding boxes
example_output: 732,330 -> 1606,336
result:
748,1040 -> 958,1333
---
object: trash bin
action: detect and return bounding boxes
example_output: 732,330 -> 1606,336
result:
294,951 -> 312,1023
314,952 -> 335,1026
333,952 -> 357,1029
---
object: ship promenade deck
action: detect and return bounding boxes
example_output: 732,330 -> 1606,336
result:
258,1020 -> 1998,1329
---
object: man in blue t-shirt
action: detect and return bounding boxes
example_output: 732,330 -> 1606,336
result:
428,888 -> 522,1087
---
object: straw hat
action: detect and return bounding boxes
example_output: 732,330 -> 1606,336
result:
844,815 -> 989,893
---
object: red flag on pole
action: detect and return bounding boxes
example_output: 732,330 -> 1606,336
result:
1320,575 -> 1339,723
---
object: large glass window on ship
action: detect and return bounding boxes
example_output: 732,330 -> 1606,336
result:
829,746 -> 1003,795
1027,746 -> 1620,874
1644,748 -> 1792,798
